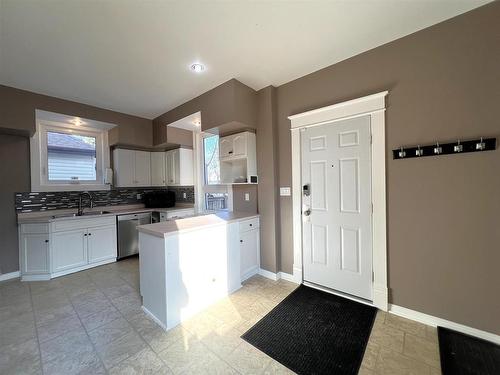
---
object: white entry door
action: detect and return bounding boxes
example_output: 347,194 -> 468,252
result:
301,115 -> 373,300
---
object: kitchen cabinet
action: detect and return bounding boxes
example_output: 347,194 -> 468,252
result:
151,152 -> 166,186
239,217 -> 260,281
19,216 -> 117,281
113,149 -> 151,187
159,207 -> 195,222
87,225 -> 117,263
219,132 -> 257,184
52,229 -> 88,272
19,231 -> 49,277
166,148 -> 193,186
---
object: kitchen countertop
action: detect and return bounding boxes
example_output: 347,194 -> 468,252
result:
137,211 -> 259,238
17,203 -> 195,224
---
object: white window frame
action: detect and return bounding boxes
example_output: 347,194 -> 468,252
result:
31,115 -> 113,192
194,131 -> 233,212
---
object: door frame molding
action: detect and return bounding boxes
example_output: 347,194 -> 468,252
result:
288,91 -> 388,311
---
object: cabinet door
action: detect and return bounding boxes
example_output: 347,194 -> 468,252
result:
166,151 -> 174,185
87,225 -> 117,264
114,149 -> 135,187
219,136 -> 233,159
232,134 -> 247,157
240,229 -> 259,279
20,234 -> 49,274
172,149 -> 180,185
52,229 -> 87,272
151,152 -> 166,186
178,149 -> 194,185
135,151 -> 151,186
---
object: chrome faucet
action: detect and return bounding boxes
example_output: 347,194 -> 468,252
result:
78,192 -> 93,216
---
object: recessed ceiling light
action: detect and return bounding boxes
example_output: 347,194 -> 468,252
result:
190,63 -> 205,73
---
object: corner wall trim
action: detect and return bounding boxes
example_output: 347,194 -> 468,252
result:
389,304 -> 500,345
258,268 -> 301,284
0,271 -> 21,282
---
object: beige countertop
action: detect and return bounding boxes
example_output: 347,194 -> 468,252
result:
17,203 -> 195,224
137,211 -> 259,238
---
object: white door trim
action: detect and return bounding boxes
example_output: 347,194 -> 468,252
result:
289,91 -> 388,311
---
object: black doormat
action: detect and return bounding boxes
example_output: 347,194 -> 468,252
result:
438,327 -> 500,375
241,285 -> 377,375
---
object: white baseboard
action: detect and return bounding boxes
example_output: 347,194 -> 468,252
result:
241,267 -> 260,282
142,305 -> 168,331
21,274 -> 51,282
258,268 -> 301,284
0,271 -> 20,282
258,268 -> 279,281
389,304 -> 500,345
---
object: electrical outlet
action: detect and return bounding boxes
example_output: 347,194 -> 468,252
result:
245,193 -> 250,201
136,194 -> 142,200
183,192 -> 187,199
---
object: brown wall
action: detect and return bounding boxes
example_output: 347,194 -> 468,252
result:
256,86 -> 280,273
0,85 -> 153,146
0,135 -> 30,274
153,79 -> 257,145
232,184 -> 258,214
276,2 -> 500,334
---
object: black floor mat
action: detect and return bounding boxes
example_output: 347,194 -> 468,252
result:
241,284 -> 377,375
438,326 -> 500,375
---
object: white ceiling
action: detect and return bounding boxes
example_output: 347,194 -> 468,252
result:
0,0 -> 490,119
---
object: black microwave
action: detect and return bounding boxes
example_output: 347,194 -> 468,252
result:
144,191 -> 175,208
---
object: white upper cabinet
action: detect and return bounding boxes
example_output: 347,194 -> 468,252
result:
219,131 -> 257,184
219,132 -> 252,159
135,151 -> 151,186
151,152 -> 166,186
113,149 -> 151,187
166,148 -> 193,186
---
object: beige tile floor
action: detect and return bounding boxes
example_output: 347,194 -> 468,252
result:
0,258 -> 441,374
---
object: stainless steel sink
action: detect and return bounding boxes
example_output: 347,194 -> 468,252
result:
50,211 -> 112,219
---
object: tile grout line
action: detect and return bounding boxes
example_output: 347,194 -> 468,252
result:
28,283 -> 45,375
96,268 -> 176,373
62,276 -> 110,374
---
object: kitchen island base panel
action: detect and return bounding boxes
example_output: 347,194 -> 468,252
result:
139,221 -> 242,331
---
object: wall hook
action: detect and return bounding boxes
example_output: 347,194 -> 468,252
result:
433,142 -> 442,155
476,137 -> 486,150
398,146 -> 406,158
454,140 -> 463,153
415,145 -> 423,156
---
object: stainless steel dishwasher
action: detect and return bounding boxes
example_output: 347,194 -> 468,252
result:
117,212 -> 152,259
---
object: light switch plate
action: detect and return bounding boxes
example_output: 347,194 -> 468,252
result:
280,187 -> 291,196
245,193 -> 250,201
136,194 -> 142,200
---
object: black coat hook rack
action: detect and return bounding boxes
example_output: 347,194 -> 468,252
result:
393,137 -> 496,160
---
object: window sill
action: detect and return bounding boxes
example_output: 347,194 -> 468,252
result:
32,184 -> 111,192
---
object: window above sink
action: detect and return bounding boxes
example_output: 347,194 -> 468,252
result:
30,110 -> 116,192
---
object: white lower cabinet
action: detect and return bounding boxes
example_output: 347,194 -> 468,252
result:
20,216 -> 117,281
239,217 -> 260,281
20,233 -> 50,275
88,226 -> 117,263
52,229 -> 88,272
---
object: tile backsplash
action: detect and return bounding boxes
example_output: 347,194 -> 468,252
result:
15,186 -> 195,212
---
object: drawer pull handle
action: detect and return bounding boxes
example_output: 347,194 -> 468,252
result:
240,240 -> 243,243
44,239 -> 49,243
249,223 -> 252,226
88,233 -> 92,236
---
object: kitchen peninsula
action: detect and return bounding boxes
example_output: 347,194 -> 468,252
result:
137,211 -> 260,331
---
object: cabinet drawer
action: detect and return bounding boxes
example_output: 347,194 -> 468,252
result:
51,216 -> 116,232
239,217 -> 259,232
166,208 -> 195,219
20,223 -> 49,234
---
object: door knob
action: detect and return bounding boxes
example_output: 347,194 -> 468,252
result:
303,209 -> 311,216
